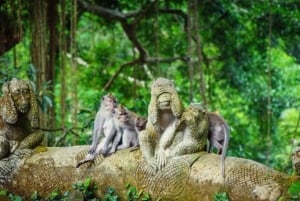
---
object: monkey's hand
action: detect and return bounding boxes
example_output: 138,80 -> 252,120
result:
155,149 -> 168,170
88,145 -> 97,155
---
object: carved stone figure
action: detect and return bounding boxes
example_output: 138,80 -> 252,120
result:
0,78 -> 43,183
0,78 -> 43,159
292,147 -> 300,175
139,78 -> 208,171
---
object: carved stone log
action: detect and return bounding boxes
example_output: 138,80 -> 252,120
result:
0,146 -> 297,201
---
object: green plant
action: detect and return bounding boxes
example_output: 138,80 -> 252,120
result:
72,178 -> 99,200
213,192 -> 230,201
103,187 -> 119,201
287,180 -> 300,201
126,183 -> 153,201
0,189 -> 23,201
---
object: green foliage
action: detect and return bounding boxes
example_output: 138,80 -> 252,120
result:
126,183 -> 151,201
103,187 -> 119,201
287,181 -> 300,201
213,192 -> 230,201
0,189 -> 23,201
72,178 -> 99,200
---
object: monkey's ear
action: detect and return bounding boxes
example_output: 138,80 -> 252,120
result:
25,81 -> 39,128
2,82 -> 18,124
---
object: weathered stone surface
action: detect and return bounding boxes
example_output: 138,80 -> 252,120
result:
0,146 -> 297,201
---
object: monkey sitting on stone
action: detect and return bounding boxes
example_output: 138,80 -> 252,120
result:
134,116 -> 147,134
102,105 -> 147,156
207,112 -> 230,177
76,93 -> 117,167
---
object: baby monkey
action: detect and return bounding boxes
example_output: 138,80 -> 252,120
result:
207,112 -> 230,178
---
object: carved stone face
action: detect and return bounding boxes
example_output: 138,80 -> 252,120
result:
9,79 -> 31,113
157,93 -> 171,110
151,78 -> 176,110
185,103 -> 206,123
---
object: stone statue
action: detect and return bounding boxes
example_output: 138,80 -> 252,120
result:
0,78 -> 43,182
139,78 -> 208,170
292,147 -> 300,175
0,78 -> 297,201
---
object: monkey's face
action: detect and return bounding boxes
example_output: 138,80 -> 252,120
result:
114,106 -> 129,123
135,117 -> 147,131
103,94 -> 117,112
9,81 -> 31,113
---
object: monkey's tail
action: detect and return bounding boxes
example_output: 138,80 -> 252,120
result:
76,153 -> 96,168
221,124 -> 230,179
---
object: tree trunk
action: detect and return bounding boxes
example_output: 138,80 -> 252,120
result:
1,146 -> 297,201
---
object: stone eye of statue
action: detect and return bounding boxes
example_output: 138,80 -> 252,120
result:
12,90 -> 30,100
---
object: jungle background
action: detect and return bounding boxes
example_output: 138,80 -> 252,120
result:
0,0 -> 299,176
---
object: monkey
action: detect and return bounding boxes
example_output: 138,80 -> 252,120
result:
207,112 -> 230,178
77,93 -> 118,167
102,105 -> 146,156
88,94 -> 118,155
134,116 -> 147,134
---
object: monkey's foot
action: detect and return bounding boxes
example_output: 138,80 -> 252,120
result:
129,146 -> 140,152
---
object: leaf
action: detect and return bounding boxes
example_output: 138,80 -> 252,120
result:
288,181 -> 300,198
84,178 -> 91,188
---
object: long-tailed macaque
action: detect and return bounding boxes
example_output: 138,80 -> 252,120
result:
102,105 -> 146,156
77,94 -> 117,167
135,116 -> 148,133
207,112 -> 230,177
88,93 -> 118,156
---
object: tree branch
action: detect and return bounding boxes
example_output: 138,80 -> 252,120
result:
80,0 -> 189,89
103,59 -> 141,91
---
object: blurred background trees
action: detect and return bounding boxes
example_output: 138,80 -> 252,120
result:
0,0 -> 299,174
